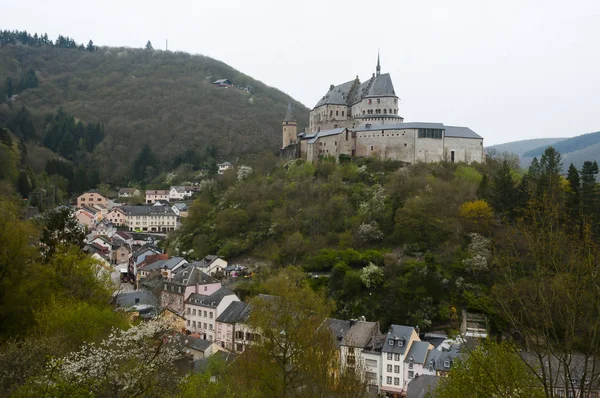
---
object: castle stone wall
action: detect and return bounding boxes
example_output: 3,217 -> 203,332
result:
444,137 -> 484,164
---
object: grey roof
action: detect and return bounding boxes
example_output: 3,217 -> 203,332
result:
343,321 -> 379,348
283,102 -> 295,122
323,318 -> 352,348
405,341 -> 433,364
173,203 -> 189,210
444,125 -> 482,139
186,336 -> 213,352
168,265 -> 219,286
143,259 -> 167,271
216,301 -> 248,323
186,287 -> 236,308
366,73 -> 396,97
193,351 -> 237,373
120,205 -> 176,216
115,290 -> 156,307
145,256 -> 186,271
424,345 -> 461,372
193,255 -> 222,269
406,375 -> 441,398
132,245 -> 158,259
213,79 -> 231,84
306,127 -> 346,144
119,188 -> 138,193
315,79 -> 355,107
353,122 -> 445,132
171,186 -> 185,193
146,190 -> 169,195
383,325 -> 416,354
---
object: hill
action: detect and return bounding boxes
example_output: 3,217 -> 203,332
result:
0,38 -> 309,185
522,131 -> 600,169
487,137 -> 567,159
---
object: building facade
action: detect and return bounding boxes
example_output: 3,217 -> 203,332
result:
283,56 -> 484,165
120,205 -> 178,232
77,190 -> 107,208
146,190 -> 170,204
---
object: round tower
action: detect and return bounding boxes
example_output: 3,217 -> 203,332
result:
282,102 -> 297,148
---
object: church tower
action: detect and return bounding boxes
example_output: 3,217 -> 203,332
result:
282,102 -> 297,148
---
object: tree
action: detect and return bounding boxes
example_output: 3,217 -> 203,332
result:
490,160 -> 516,217
18,68 -> 38,92
360,262 -> 384,288
237,267 -> 367,397
580,160 -> 599,218
16,170 -> 32,199
4,77 -> 13,98
434,340 -> 545,398
86,39 -> 95,52
39,206 -> 85,258
536,146 -> 562,198
146,40 -> 153,50
132,143 -> 158,182
459,199 -> 493,233
11,105 -> 36,141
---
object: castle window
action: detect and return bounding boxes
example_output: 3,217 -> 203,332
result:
394,98 -> 397,104
346,131 -> 348,140
330,110 -> 333,116
370,146 -> 374,150
384,109 -> 387,114
336,110 -> 339,116
362,110 -> 365,115
389,109 -> 392,114
342,111 -> 345,116
377,98 -> 381,104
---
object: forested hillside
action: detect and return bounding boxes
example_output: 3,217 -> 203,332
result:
521,131 -> 600,169
0,30 -> 309,185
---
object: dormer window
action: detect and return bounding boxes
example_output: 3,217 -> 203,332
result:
409,357 -> 414,369
429,360 -> 434,371
444,360 -> 450,368
388,340 -> 394,346
398,340 -> 403,347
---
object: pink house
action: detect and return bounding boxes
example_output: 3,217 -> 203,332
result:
160,266 -> 221,313
145,190 -> 170,204
215,301 -> 250,351
106,207 -> 126,226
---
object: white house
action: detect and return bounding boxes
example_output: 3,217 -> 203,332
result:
192,255 -> 228,276
381,325 -> 420,396
217,162 -> 233,175
118,188 -> 141,198
169,186 -> 194,200
184,287 -> 240,342
403,340 -> 434,386
145,190 -> 170,204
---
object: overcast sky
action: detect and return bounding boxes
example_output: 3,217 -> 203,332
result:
3,0 -> 600,145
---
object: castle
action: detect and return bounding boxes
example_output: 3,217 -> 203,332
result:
282,55 -> 484,164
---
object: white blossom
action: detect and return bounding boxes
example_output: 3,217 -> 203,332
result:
357,221 -> 384,242
360,263 -> 384,288
462,233 -> 492,272
237,165 -> 253,180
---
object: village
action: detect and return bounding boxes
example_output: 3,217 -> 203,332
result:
68,173 -> 490,398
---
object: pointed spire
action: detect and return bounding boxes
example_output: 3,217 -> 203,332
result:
283,102 -> 295,122
376,50 -> 381,77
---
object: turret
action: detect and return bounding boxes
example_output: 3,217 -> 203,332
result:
282,103 -> 297,148
376,52 -> 381,77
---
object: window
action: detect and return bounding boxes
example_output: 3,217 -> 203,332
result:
451,151 -> 455,163
387,353 -> 393,360
394,377 -> 400,386
377,98 -> 381,104
192,309 -> 196,315
203,323 -> 207,329
236,343 -> 244,352
193,321 -> 196,328
408,371 -> 414,379
330,110 -> 333,116
209,324 -> 213,331
444,360 -> 450,368
342,111 -> 345,116
204,311 -> 207,317
386,376 -> 392,384
235,331 -> 244,339
210,312 -> 213,319
398,340 -> 403,347
370,146 -> 374,151
409,358 -> 414,369
336,110 -> 339,116
394,365 -> 400,373
204,286 -> 207,291
394,98 -> 397,103
186,320 -> 190,326
365,359 -> 377,367
388,340 -> 393,346
387,364 -> 392,372
429,360 -> 435,371
395,354 -> 400,361
187,308 -> 190,314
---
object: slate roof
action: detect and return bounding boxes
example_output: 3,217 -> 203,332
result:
405,341 -> 433,364
424,345 -> 461,372
193,351 -> 237,373
167,265 -> 220,287
344,321 -> 378,348
406,375 -> 440,398
216,301 -> 249,324
120,206 -> 176,216
173,203 -> 189,211
193,255 -> 223,269
185,287 -> 236,308
366,73 -> 396,97
119,188 -> 138,194
146,190 -> 169,195
283,102 -> 295,122
443,125 -> 482,139
171,186 -> 185,193
383,325 -> 416,354
323,318 -> 352,348
306,127 -> 346,144
186,336 -> 213,352
315,79 -> 355,107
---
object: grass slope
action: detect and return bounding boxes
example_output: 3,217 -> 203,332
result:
0,45 -> 309,183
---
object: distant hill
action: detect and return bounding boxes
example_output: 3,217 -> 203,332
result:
524,131 -> 600,158
487,138 -> 567,159
0,42 -> 309,184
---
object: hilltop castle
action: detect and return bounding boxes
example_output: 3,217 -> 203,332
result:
282,56 -> 484,164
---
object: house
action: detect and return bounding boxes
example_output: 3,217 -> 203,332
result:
213,79 -> 232,87
460,310 -> 488,339
75,207 -> 99,229
77,190 -> 107,209
106,207 -> 126,226
158,308 -> 187,333
172,203 -> 189,218
120,206 -> 178,232
184,287 -> 240,342
192,255 -> 228,276
118,188 -> 141,198
169,186 -> 193,200
406,375 -> 440,398
215,301 -> 250,351
139,256 -> 187,279
160,266 -> 222,313
152,199 -> 171,207
95,219 -> 114,234
114,230 -> 134,245
324,317 -> 384,393
145,190 -> 170,204
90,235 -> 112,251
112,241 -> 131,265
404,341 -> 435,384
217,162 -> 233,175
183,336 -> 221,361
421,345 -> 461,378
381,325 -> 420,396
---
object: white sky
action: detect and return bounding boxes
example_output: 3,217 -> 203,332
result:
2,0 -> 600,145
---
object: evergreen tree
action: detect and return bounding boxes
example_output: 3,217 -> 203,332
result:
491,160 -> 517,217
565,163 -> 582,229
580,160 -> 599,218
145,40 -> 153,50
476,174 -> 490,201
11,106 -> 36,141
536,147 -> 562,198
18,68 -> 38,92
132,144 -> 158,182
5,77 -> 13,98
528,157 -> 540,179
86,40 -> 95,52
16,170 -> 32,199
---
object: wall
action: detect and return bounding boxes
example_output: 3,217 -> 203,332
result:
354,128 -> 416,162
415,135 -> 445,163
444,137 -> 484,164
77,192 -> 107,208
282,121 -> 298,148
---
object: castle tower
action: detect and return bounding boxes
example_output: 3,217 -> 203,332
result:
282,102 -> 297,148
376,51 -> 381,77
